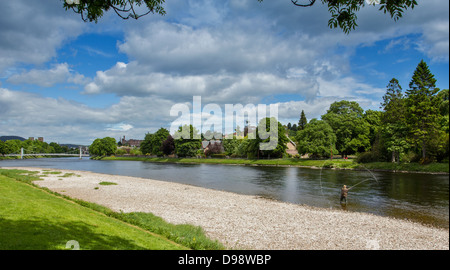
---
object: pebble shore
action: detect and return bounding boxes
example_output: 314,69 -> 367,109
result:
8,167 -> 449,250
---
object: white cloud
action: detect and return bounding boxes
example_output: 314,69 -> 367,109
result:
106,123 -> 134,132
7,63 -> 88,87
0,0 -> 84,73
0,88 -> 176,144
84,62 -> 320,104
118,21 -> 322,75
417,20 -> 449,62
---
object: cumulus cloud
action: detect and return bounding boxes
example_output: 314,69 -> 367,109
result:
118,21 -> 321,75
0,88 -> 176,144
0,0 -> 84,73
417,20 -> 449,62
84,61 -> 320,104
106,123 -> 134,132
7,63 -> 88,87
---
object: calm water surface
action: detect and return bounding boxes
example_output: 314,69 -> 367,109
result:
1,158 -> 448,228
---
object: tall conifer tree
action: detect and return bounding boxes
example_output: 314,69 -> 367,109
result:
298,110 -> 308,131
405,60 -> 442,161
381,78 -> 408,162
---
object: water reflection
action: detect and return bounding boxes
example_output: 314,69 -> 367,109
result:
1,158 -> 448,228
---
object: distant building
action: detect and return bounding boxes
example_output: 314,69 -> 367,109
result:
28,137 -> 44,142
202,140 -> 224,153
120,136 -> 143,148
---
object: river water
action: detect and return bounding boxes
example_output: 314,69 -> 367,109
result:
1,157 -> 448,229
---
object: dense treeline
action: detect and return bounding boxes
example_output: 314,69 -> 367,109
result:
0,139 -> 75,155
294,60 -> 449,164
137,118 -> 288,159
90,60 -> 448,164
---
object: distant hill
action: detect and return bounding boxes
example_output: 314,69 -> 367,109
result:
0,136 -> 26,142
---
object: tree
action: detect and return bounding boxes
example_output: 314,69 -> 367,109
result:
258,0 -> 417,33
161,135 -> 175,156
404,60 -> 443,162
89,137 -> 117,156
322,100 -> 370,156
364,109 -> 382,147
436,89 -> 449,161
49,142 -> 65,153
140,133 -> 153,155
296,119 -> 337,158
380,78 -> 409,162
4,140 -> 22,155
65,0 -> 417,33
63,0 -> 166,22
298,110 -> 308,131
291,124 -> 298,132
436,89 -> 449,130
246,117 -> 288,159
141,128 -> 170,156
223,137 -> 242,156
0,141 -> 7,155
173,125 -> 202,157
437,89 -> 449,114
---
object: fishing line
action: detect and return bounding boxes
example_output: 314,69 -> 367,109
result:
318,161 -> 380,208
318,160 -> 326,197
318,160 -> 333,209
348,164 -> 379,191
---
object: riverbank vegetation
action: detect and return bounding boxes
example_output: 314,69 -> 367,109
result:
0,139 -> 79,158
89,60 -> 448,174
0,169 -> 224,250
99,156 -> 449,174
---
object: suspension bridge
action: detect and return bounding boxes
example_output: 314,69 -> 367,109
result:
3,147 -> 89,159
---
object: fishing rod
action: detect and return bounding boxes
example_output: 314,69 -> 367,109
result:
348,165 -> 379,191
348,178 -> 374,190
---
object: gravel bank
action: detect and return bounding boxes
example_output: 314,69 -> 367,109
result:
6,167 -> 449,250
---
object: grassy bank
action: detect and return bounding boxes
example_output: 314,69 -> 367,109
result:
0,169 -> 224,250
100,156 -> 449,174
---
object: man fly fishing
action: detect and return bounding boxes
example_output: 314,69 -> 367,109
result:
340,185 -> 349,205
339,169 -> 379,205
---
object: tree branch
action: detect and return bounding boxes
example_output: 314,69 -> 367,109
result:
291,0 -> 316,7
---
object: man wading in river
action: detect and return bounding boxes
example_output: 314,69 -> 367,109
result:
340,185 -> 349,205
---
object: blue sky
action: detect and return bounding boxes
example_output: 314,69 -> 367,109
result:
0,0 -> 448,145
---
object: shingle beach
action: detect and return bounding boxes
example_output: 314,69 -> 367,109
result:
7,167 -> 448,250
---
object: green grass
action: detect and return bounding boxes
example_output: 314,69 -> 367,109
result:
354,162 -> 449,173
61,172 -> 81,178
41,171 -> 62,175
102,156 -> 350,167
99,181 -> 118,186
0,169 -> 224,250
101,156 -> 449,173
118,212 -> 224,250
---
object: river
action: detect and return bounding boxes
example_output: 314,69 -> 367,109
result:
1,157 -> 448,229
